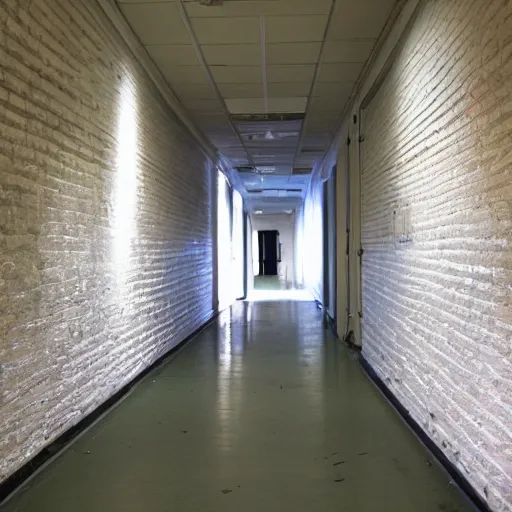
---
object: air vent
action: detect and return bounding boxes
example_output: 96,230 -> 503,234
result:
244,130 -> 299,142
236,165 -> 276,174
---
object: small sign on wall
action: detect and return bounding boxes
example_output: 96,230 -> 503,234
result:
392,200 -> 413,246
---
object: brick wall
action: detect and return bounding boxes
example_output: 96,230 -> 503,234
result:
0,0 -> 215,483
360,0 -> 512,509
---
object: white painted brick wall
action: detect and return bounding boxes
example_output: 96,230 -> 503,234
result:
360,1 -> 512,510
0,0 -> 214,483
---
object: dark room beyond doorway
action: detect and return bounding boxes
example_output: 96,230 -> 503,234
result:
258,230 -> 280,276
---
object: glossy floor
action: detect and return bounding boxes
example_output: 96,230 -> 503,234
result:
253,275 -> 287,290
1,301 -> 472,512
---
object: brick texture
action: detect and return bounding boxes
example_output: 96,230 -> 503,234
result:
360,0 -> 512,510
0,0 -> 214,483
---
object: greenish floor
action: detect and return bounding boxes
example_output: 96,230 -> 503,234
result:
254,275 -> 287,290
1,301 -> 473,512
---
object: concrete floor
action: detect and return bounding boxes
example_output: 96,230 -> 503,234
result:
1,301 -> 472,512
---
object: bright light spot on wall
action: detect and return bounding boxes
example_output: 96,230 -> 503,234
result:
232,190 -> 244,299
297,181 -> 323,301
113,75 -> 139,283
217,171 -> 233,311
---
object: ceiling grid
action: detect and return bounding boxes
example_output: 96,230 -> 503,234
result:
117,0 -> 398,214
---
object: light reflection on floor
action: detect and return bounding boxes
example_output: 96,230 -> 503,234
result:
247,288 -> 313,302
248,275 -> 313,302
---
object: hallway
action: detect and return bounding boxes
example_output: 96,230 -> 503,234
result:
2,301 -> 470,512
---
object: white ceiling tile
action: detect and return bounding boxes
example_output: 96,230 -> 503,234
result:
322,40 -> 376,63
211,66 -> 261,83
288,175 -> 310,184
119,3 -> 189,45
327,0 -> 396,40
146,45 -> 199,68
202,44 -> 261,66
267,82 -> 312,96
265,16 -> 328,43
180,98 -> 225,113
266,43 -> 321,65
317,63 -> 363,82
225,98 -> 265,114
225,97 -> 307,114
309,93 -> 351,111
209,135 -> 241,148
171,83 -> 217,100
267,65 -> 315,83
218,82 -> 264,98
305,115 -> 340,132
192,113 -> 232,129
202,125 -> 235,137
223,147 -> 250,156
191,17 -> 260,44
165,66 -> 207,84
313,81 -> 355,98
302,133 -> 332,146
185,0 -> 331,17
294,156 -> 318,167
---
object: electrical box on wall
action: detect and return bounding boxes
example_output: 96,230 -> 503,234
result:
392,200 -> 413,245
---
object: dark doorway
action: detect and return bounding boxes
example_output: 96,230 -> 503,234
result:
323,165 -> 337,323
258,230 -> 280,276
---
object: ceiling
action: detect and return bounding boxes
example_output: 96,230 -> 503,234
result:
117,0 -> 397,214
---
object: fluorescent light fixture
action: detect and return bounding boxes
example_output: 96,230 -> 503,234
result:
254,210 -> 263,215
255,166 -> 275,173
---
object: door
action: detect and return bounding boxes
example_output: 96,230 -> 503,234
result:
258,230 -> 279,276
323,165 -> 337,321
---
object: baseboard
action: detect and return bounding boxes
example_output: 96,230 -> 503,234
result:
0,312 -> 219,504
360,356 -> 492,512
318,306 -> 362,352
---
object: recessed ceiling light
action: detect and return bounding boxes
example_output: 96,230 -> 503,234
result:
255,166 -> 275,173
